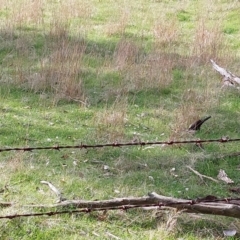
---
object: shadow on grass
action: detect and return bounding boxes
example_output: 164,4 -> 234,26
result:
0,25 -> 206,109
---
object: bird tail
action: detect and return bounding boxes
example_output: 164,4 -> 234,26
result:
201,116 -> 211,124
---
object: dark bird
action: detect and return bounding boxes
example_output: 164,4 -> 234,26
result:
188,116 -> 211,131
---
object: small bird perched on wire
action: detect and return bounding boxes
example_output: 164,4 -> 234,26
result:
188,116 -> 211,132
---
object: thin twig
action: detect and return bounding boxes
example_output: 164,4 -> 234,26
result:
186,166 -> 219,183
105,232 -> 122,240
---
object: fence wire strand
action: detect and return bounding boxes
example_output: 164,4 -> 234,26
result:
0,137 -> 239,219
0,137 -> 239,153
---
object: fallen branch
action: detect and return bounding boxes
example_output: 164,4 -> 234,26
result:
41,181 -> 66,202
20,192 -> 240,219
186,166 -> 219,183
105,231 -> 122,240
2,190 -> 240,220
148,192 -> 240,218
26,196 -> 157,209
211,59 -> 240,88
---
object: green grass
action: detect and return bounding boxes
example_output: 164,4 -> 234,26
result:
0,0 -> 240,239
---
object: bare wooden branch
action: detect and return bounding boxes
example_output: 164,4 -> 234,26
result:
148,192 -> 240,218
40,181 -> 66,202
186,166 -> 219,183
22,192 -> 240,219
1,193 -> 240,219
105,232 -> 122,240
26,196 -> 156,208
211,59 -> 240,88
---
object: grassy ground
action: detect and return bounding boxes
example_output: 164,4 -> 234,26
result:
0,0 -> 240,239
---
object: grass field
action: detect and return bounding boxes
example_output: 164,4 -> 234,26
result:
0,0 -> 240,239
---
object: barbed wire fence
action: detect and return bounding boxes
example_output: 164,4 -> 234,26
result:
0,136 -> 239,220
0,137 -> 239,152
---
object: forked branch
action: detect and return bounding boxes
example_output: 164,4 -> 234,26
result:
21,192 -> 240,219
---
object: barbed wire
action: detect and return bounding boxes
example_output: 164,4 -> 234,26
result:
0,204 -> 158,219
0,137 -> 239,153
1,196 -> 240,219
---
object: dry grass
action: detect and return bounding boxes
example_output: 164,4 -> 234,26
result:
153,17 -> 180,50
105,9 -> 130,37
94,97 -> 128,142
191,19 -> 226,64
54,0 -> 93,19
12,19 -> 87,104
0,0 -> 89,103
7,0 -> 44,26
113,38 -> 139,70
0,1 -> 240,238
170,86 -> 218,139
123,52 -> 184,92
42,32 -> 86,103
7,153 -> 25,173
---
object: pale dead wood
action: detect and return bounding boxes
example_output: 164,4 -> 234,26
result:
105,231 -> 122,240
40,181 -> 66,202
186,166 -> 219,183
210,59 -> 240,88
148,192 -> 240,218
217,169 -> 234,184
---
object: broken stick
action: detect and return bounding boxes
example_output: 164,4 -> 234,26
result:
187,166 -> 219,183
40,181 -> 66,202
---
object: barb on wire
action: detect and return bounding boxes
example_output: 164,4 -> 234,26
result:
0,204 -> 159,219
2,194 -> 240,219
0,137 -> 239,153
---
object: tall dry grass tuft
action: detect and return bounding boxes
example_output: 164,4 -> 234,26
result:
54,0 -> 93,19
8,0 -> 44,26
6,152 -> 26,173
113,38 -> 139,70
23,20 -> 87,104
153,18 -> 180,50
94,97 -> 128,142
105,9 -> 130,37
1,0 -> 90,104
113,18 -> 182,92
191,19 -> 226,64
123,52 -> 182,92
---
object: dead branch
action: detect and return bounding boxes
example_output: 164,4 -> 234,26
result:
21,192 -> 240,219
1,193 -> 240,219
211,59 -> 240,88
105,232 -> 122,240
41,181 -> 66,202
148,192 -> 240,218
26,196 -> 157,209
186,166 -> 219,183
